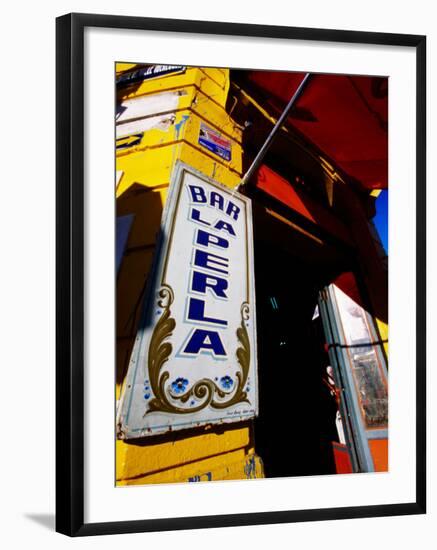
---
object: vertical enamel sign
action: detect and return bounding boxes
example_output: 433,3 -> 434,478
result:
118,162 -> 258,438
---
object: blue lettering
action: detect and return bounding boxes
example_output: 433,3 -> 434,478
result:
192,271 -> 228,298
190,208 -> 211,226
226,201 -> 240,220
188,185 -> 207,203
210,191 -> 224,211
187,297 -> 227,326
196,229 -> 229,249
214,220 -> 236,236
183,329 -> 226,356
194,249 -> 229,275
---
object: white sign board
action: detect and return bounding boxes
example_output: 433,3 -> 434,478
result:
118,162 -> 258,438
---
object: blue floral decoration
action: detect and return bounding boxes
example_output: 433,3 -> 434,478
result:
171,377 -> 189,394
144,393 -> 150,400
220,375 -> 234,390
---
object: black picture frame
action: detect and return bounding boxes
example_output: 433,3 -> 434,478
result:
56,12 -> 426,537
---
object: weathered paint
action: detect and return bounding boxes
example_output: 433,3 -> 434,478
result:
115,72 -> 242,198
116,111 -> 242,197
117,90 -> 182,122
116,113 -> 177,139
115,64 -> 263,485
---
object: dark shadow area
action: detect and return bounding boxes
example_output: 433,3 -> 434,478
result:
253,240 -> 340,478
116,184 -> 164,387
25,513 -> 55,531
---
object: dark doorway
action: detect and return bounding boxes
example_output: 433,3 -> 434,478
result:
253,240 -> 339,478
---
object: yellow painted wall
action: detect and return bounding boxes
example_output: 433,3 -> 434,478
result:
116,76 -> 242,197
115,64 -> 263,485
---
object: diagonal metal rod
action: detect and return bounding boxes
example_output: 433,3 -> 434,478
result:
239,72 -> 312,189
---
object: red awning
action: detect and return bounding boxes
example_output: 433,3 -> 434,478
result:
246,71 -> 388,190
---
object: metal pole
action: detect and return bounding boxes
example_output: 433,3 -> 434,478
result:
238,72 -> 312,189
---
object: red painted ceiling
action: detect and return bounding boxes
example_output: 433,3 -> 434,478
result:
247,71 -> 388,190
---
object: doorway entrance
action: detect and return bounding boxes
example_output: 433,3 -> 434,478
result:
253,233 -> 344,478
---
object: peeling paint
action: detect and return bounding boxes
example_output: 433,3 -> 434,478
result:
116,113 -> 176,139
174,114 -> 189,140
117,91 -> 180,122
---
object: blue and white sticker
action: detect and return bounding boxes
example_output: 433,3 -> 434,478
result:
198,123 -> 232,161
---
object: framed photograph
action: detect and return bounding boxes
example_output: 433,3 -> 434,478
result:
56,13 -> 426,536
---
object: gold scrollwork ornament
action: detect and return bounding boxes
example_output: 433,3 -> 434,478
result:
145,287 -> 251,416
